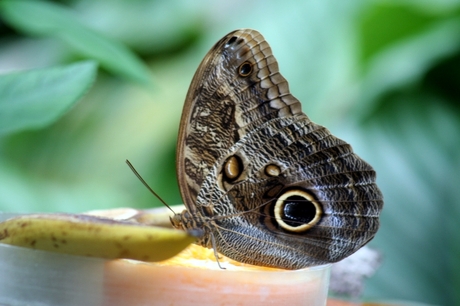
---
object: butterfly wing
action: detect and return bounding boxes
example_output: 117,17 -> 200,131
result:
176,29 -> 383,269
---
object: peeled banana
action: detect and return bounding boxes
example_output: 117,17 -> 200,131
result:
0,212 -> 196,261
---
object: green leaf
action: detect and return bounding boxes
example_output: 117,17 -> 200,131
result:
358,3 -> 448,65
354,17 -> 460,122
0,0 -> 151,85
0,61 -> 97,135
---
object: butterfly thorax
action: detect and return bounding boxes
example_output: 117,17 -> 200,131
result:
171,210 -> 213,248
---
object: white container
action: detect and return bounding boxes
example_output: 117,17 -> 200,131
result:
0,242 -> 330,306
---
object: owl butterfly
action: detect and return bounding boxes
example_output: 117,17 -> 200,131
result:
172,29 -> 383,270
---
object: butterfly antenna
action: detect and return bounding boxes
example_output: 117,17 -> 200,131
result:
125,159 -> 175,214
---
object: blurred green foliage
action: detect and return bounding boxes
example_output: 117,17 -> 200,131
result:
0,61 -> 97,134
0,0 -> 459,305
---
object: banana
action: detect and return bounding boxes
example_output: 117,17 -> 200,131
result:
0,213 -> 197,261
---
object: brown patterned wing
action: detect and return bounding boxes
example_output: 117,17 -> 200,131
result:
176,29 -> 383,269
177,29 -> 302,211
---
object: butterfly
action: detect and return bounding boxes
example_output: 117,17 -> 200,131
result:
171,29 -> 383,270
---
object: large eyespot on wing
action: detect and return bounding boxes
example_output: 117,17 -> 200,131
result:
273,189 -> 322,233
